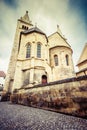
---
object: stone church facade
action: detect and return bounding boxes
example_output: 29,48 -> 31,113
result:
76,43 -> 87,76
4,11 -> 75,93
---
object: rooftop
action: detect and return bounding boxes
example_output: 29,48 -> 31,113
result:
22,26 -> 48,41
0,71 -> 6,78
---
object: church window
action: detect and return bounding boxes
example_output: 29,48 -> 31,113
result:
66,55 -> 69,66
22,25 -> 24,29
54,55 -> 58,66
26,44 -> 31,58
22,25 -> 28,30
37,43 -> 41,58
42,75 -> 47,84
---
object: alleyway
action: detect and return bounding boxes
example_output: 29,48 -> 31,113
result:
0,102 -> 87,130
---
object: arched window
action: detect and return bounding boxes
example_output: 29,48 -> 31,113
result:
66,55 -> 69,66
22,25 -> 24,29
26,44 -> 31,58
54,55 -> 58,66
37,43 -> 41,58
42,75 -> 47,84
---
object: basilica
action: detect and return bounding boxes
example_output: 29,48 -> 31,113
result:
4,11 -> 75,92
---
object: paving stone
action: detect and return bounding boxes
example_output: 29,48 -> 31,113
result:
0,102 -> 87,130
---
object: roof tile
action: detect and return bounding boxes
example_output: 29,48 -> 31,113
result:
0,71 -> 6,78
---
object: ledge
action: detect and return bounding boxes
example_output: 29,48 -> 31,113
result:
17,75 -> 87,91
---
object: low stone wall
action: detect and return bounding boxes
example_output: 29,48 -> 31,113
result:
10,75 -> 87,118
76,68 -> 87,77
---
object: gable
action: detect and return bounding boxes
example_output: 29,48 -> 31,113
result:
48,32 -> 71,49
77,43 -> 87,65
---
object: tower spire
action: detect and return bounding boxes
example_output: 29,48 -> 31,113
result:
20,11 -> 32,24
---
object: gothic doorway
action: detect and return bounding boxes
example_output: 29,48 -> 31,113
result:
42,75 -> 47,84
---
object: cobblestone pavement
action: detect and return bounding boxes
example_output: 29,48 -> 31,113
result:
0,102 -> 87,130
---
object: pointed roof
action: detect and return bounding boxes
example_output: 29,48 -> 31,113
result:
57,25 -> 64,37
23,26 -> 45,34
20,11 -> 32,24
77,43 -> 87,65
48,25 -> 71,49
21,26 -> 48,41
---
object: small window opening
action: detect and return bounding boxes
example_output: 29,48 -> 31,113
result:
66,55 -> 69,66
26,44 -> 31,58
42,75 -> 47,84
54,55 -> 58,66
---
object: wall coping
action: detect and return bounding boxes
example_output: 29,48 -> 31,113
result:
17,75 -> 87,91
76,68 -> 87,74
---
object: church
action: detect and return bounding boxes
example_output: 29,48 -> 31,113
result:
4,11 -> 75,93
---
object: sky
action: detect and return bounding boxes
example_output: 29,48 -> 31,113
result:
0,0 -> 87,73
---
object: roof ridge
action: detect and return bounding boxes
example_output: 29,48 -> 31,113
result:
21,26 -> 48,42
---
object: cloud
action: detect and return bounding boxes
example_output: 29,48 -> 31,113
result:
2,0 -> 18,8
0,0 -> 87,72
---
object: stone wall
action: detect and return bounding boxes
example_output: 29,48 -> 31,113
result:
76,68 -> 87,77
78,60 -> 87,71
4,16 -> 33,93
10,75 -> 87,118
49,46 -> 75,80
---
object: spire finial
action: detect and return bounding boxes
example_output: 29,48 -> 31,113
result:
57,25 -> 67,40
35,22 -> 37,27
57,24 -> 63,36
20,11 -> 32,24
26,11 -> 28,14
57,24 -> 60,32
57,24 -> 59,29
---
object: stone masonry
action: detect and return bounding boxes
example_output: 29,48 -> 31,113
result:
11,75 -> 87,118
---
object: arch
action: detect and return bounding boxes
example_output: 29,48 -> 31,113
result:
66,54 -> 69,66
24,26 -> 26,29
26,27 -> 28,30
41,75 -> 47,84
22,25 -> 28,30
26,43 -> 31,58
54,55 -> 58,66
22,25 -> 25,29
37,43 -> 41,58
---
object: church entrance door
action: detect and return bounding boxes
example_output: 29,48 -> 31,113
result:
42,75 -> 47,84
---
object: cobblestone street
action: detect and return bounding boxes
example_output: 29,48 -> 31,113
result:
0,102 -> 87,130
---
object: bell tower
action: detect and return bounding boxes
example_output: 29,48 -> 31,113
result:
4,11 -> 33,92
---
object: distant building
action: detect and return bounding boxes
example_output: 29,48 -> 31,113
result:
0,71 -> 6,101
76,43 -> 87,76
4,11 -> 75,93
0,71 -> 6,87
